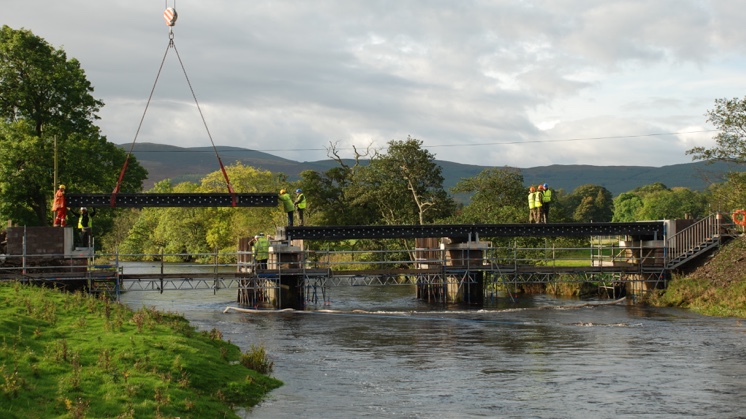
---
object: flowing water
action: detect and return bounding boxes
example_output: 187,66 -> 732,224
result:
118,263 -> 746,419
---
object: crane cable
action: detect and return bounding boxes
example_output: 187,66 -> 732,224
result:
112,2 -> 237,208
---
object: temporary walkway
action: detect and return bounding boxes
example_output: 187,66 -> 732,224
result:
1,214 -> 739,308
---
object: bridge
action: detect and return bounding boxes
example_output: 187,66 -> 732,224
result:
1,212 -> 736,310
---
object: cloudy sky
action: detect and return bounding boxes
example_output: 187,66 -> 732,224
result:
6,1 -> 746,168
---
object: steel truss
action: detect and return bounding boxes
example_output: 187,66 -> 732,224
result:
286,222 -> 664,240
67,193 -> 277,208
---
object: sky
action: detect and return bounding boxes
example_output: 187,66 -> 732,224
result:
5,0 -> 746,168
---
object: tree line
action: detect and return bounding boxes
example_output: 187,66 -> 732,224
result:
2,26 -> 745,260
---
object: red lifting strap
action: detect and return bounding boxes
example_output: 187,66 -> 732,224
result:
111,156 -> 130,208
218,156 -> 237,207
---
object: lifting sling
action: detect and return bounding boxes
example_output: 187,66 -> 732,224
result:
112,1 -> 237,207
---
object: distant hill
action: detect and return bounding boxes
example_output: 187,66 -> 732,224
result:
119,143 -> 744,196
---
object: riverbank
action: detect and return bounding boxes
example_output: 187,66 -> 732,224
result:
0,283 -> 281,418
650,234 -> 746,318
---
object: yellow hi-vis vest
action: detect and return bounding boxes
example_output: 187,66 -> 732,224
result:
528,192 -> 535,209
543,189 -> 552,203
255,237 -> 270,261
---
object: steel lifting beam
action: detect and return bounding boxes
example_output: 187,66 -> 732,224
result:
66,193 -> 277,208
285,221 -> 664,240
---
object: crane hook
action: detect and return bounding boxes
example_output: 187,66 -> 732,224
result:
163,7 -> 178,27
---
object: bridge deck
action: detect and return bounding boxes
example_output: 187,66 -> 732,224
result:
285,222 -> 664,239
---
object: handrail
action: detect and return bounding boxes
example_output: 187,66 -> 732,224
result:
664,213 -> 722,268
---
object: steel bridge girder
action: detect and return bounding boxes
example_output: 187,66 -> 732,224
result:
67,193 -> 277,208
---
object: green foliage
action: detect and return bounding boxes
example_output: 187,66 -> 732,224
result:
0,283 -> 282,418
449,167 -> 526,223
687,96 -> 746,164
612,184 -> 709,221
353,137 -> 456,225
298,163 -> 378,226
563,184 -> 614,222
0,26 -> 147,227
707,171 -> 746,215
611,192 -> 644,222
117,164 -> 284,261
239,345 -> 274,375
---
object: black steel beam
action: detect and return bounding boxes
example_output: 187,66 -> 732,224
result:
286,222 -> 664,240
66,193 -> 277,208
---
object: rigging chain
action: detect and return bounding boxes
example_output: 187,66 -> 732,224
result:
112,5 -> 237,208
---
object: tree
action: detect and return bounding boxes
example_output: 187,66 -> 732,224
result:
707,172 -> 746,214
297,141 -> 377,226
612,192 -> 644,222
687,96 -> 746,164
354,137 -> 455,225
449,167 -> 525,223
612,183 -> 709,221
564,184 -> 614,222
116,163 -> 282,260
0,26 -> 146,226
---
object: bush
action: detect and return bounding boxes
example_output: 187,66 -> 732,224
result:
240,345 -> 274,375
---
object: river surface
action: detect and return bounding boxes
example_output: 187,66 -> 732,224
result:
118,263 -> 746,419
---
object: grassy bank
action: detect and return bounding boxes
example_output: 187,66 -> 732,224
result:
0,283 -> 282,418
649,234 -> 746,317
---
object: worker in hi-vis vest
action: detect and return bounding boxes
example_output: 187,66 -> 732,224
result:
528,186 -> 536,223
294,188 -> 307,226
540,183 -> 552,223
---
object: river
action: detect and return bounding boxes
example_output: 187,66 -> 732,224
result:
118,265 -> 746,419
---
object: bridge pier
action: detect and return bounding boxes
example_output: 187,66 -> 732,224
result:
412,238 -> 489,305
618,238 -> 666,300
236,235 -> 307,309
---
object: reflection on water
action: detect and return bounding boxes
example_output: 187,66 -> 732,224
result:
120,276 -> 746,419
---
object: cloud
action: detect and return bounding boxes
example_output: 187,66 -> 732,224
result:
6,0 -> 746,168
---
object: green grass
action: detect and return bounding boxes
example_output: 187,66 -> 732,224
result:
0,283 -> 282,418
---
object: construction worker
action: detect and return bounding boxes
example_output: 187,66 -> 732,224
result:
52,184 -> 67,227
534,186 -> 544,223
294,188 -> 307,226
278,189 -> 295,226
541,183 -> 552,223
252,233 -> 270,269
70,207 -> 96,247
528,186 -> 536,223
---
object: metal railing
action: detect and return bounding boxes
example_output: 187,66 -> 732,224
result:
664,214 -> 726,269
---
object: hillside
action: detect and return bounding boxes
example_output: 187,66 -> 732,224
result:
120,143 -> 744,195
651,234 -> 746,318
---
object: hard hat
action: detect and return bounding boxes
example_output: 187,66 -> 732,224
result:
280,189 -> 286,194
59,184 -> 65,189
543,183 -> 548,189
296,188 -> 302,193
81,207 -> 87,211
259,232 -> 265,236
530,186 -> 535,192
538,185 -> 544,190
254,235 -> 259,239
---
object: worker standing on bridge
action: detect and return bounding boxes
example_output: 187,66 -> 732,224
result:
527,186 -> 536,223
534,185 -> 544,223
294,188 -> 307,226
52,184 -> 67,227
541,183 -> 552,223
279,189 -> 295,226
70,207 -> 96,247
